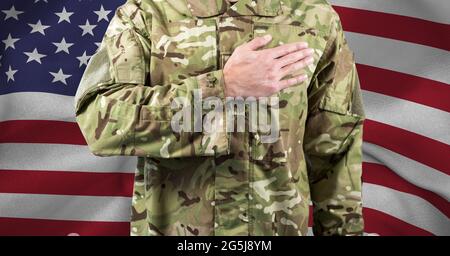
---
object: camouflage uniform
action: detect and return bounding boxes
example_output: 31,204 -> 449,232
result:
75,0 -> 365,236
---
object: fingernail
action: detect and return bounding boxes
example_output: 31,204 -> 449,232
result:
306,56 -> 314,64
307,48 -> 314,54
264,34 -> 272,41
301,42 -> 308,48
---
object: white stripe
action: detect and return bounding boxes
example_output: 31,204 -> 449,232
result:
0,193 -> 131,222
0,143 -> 136,173
330,0 -> 450,24
363,142 -> 450,201
347,32 -> 450,84
364,183 -> 450,236
0,92 -> 75,122
362,90 -> 450,145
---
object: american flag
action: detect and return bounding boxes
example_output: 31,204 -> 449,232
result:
0,0 -> 448,236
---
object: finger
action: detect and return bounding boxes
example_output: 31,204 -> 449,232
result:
280,56 -> 314,77
276,48 -> 314,68
244,35 -> 273,51
265,41 -> 309,58
276,74 -> 308,90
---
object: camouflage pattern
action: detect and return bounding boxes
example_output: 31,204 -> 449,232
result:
75,0 -> 365,236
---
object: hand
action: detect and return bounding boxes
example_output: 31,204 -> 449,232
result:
223,34 -> 314,97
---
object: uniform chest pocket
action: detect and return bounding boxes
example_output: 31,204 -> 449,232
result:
251,22 -> 328,131
150,19 -> 218,86
252,22 -> 327,86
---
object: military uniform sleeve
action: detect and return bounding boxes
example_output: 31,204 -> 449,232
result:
303,14 -> 365,236
74,3 -> 229,158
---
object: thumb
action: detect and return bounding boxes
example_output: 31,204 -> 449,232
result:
245,34 -> 272,51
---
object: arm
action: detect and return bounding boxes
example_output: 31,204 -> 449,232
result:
304,15 -> 365,236
74,4 -> 229,158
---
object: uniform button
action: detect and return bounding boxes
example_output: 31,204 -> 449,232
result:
206,75 -> 217,87
208,76 -> 217,83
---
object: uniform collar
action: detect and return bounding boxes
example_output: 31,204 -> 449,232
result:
168,0 -> 282,18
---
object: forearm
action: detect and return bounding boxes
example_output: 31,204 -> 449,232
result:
306,109 -> 364,235
304,20 -> 366,234
76,68 -> 228,157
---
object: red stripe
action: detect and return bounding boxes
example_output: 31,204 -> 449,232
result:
357,64 -> 450,112
0,217 -> 129,236
363,208 -> 433,236
334,6 -> 450,51
364,119 -> 450,175
0,212 -> 432,236
0,120 -> 86,145
363,163 -> 450,218
0,170 -> 134,197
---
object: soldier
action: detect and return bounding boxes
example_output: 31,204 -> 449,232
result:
75,0 -> 365,236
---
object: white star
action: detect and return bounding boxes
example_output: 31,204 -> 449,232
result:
2,34 -> 20,50
76,51 -> 92,67
50,69 -> 72,85
53,37 -> 74,54
79,20 -> 97,36
5,66 -> 18,82
94,5 -> 111,22
24,48 -> 46,64
34,0 -> 48,3
2,6 -> 24,21
28,20 -> 51,35
55,7 -> 73,24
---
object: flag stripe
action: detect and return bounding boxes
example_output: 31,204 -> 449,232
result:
0,217 -> 129,236
363,143 -> 450,201
0,92 -> 75,122
3,214 -> 429,237
364,119 -> 450,175
0,170 -> 134,197
347,32 -> 450,84
4,119 -> 448,181
4,118 -> 449,179
363,183 -> 450,236
363,163 -> 450,217
335,6 -> 450,51
2,163 -> 446,219
3,90 -> 450,148
0,120 -> 85,145
357,64 -> 450,112
363,90 -> 450,145
0,143 -> 136,173
362,208 -> 433,236
0,193 -> 131,222
0,184 -> 445,235
330,0 -> 450,24
0,218 -> 438,237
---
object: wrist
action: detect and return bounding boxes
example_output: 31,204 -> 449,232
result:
222,68 -> 235,97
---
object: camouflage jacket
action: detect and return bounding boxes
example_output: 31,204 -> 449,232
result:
75,0 -> 365,236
